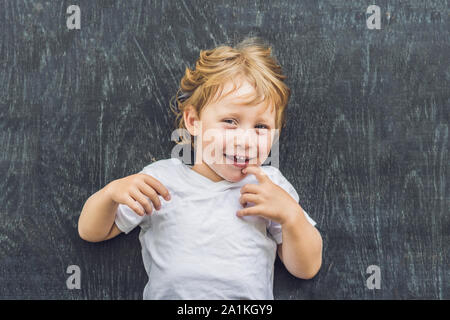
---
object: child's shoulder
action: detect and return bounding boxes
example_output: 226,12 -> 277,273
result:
260,165 -> 296,187
260,165 -> 283,182
261,165 -> 299,201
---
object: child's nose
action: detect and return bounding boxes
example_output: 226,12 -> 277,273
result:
232,128 -> 258,149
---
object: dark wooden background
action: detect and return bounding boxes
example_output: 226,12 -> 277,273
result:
0,0 -> 448,299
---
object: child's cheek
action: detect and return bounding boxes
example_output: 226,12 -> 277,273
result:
201,127 -> 223,147
257,134 -> 271,157
223,129 -> 236,153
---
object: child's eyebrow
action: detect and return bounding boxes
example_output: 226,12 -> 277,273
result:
219,111 -> 241,118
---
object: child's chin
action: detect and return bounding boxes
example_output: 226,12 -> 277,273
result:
222,169 -> 247,183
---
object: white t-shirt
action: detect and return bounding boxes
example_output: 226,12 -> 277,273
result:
114,157 -> 317,300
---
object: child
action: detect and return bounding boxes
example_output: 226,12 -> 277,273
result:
78,37 -> 323,300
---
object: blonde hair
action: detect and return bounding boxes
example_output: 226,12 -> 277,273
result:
169,36 -> 291,146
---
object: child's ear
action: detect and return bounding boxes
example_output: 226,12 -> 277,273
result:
183,105 -> 201,136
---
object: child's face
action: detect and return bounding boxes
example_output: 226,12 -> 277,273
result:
187,78 -> 277,183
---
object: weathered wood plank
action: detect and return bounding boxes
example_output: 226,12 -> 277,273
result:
0,0 -> 448,299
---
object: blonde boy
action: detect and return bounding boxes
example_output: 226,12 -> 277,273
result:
78,37 -> 322,299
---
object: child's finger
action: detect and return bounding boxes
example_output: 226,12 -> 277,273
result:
242,166 -> 269,184
130,188 -> 154,215
236,205 -> 261,217
138,182 -> 162,211
240,183 -> 261,195
142,175 -> 171,201
126,195 -> 145,216
239,193 -> 259,207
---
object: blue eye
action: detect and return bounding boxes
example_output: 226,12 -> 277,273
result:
255,124 -> 268,129
223,119 -> 236,125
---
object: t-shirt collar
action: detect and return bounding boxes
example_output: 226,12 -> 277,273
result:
179,162 -> 252,190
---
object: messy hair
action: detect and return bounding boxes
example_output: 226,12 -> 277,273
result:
169,36 -> 291,146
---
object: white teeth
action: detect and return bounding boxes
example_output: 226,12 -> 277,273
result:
224,154 -> 250,162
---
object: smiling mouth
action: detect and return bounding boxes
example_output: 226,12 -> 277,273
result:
223,154 -> 254,165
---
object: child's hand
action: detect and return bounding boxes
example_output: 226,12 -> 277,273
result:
106,174 -> 171,216
237,166 -> 301,225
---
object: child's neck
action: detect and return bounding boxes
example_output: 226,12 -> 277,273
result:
190,162 -> 224,183
191,151 -> 225,183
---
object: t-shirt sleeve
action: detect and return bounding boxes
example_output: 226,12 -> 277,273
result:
266,167 -> 317,245
114,202 -> 147,234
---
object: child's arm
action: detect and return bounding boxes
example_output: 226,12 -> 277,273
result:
77,184 -> 120,242
277,210 -> 323,279
78,174 -> 171,242
238,166 -> 322,279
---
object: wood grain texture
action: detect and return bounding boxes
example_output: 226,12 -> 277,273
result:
0,0 -> 448,299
